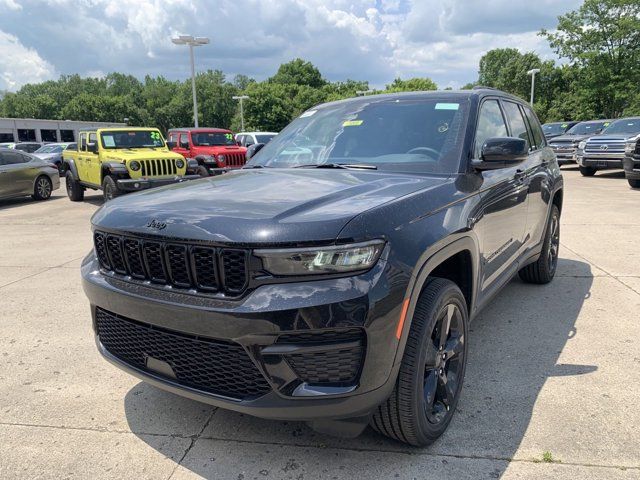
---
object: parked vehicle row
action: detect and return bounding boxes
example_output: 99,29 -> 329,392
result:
0,141 -> 44,153
547,119 -> 612,165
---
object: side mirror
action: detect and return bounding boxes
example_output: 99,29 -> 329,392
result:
473,137 -> 527,170
166,141 -> 177,149
180,141 -> 190,149
246,143 -> 265,160
88,142 -> 98,154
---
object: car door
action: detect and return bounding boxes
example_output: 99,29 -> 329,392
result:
0,150 -> 31,197
78,133 -> 88,181
473,98 -> 529,300
520,104 -> 554,247
174,132 -> 191,158
85,132 -> 101,185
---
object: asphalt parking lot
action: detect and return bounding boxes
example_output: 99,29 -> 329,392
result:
1,168 -> 639,480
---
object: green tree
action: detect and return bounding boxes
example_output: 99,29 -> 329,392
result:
541,0 -> 640,117
385,77 -> 437,92
270,58 -> 326,88
243,82 -> 295,131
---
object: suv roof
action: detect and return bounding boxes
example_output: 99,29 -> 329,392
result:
168,128 -> 232,133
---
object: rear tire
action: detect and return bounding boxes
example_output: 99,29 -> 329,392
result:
32,175 -> 52,200
65,171 -> 84,202
102,175 -> 121,202
196,165 -> 209,177
579,166 -> 597,176
371,278 -> 468,447
519,205 -> 560,284
628,178 -> 640,189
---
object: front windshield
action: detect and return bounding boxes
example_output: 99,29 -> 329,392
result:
567,121 -> 608,135
35,145 -> 62,153
255,134 -> 276,143
248,97 -> 469,173
192,132 -> 236,146
543,123 -> 566,135
100,130 -> 165,149
602,119 -> 640,135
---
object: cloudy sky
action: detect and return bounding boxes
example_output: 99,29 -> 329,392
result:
0,0 -> 582,92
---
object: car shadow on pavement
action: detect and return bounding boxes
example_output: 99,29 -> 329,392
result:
124,258 -> 595,479
0,195 -> 65,212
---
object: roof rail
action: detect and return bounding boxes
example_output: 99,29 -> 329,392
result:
472,85 -> 499,91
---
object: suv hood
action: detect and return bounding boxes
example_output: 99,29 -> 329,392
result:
191,145 -> 246,155
92,169 -> 452,244
549,133 -> 593,143
102,148 -> 183,161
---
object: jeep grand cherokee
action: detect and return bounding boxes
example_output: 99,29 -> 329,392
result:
82,89 -> 563,446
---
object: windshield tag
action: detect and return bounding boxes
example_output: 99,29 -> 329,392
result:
435,103 -> 459,110
103,135 -> 115,147
343,120 -> 363,127
300,110 -> 317,118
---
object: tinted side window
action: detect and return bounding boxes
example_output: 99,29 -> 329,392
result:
180,133 -> 188,146
80,133 -> 87,151
523,106 -> 545,149
0,151 -> 28,165
244,135 -> 255,146
89,133 -> 97,147
502,101 -> 531,150
475,100 -> 508,158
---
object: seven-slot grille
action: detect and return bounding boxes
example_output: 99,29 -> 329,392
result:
225,152 -> 246,168
95,308 -> 271,399
94,231 -> 249,295
139,158 -> 179,176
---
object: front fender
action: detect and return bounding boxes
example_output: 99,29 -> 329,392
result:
63,157 -> 80,180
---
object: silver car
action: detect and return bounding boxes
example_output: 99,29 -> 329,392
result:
0,149 -> 60,201
33,142 -> 77,175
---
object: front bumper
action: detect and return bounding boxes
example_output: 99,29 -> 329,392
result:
82,251 -> 404,421
550,148 -> 577,165
624,156 -> 640,179
116,175 -> 201,192
577,154 -> 624,169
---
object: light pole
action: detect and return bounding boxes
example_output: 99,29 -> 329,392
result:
527,68 -> 540,105
232,95 -> 249,131
171,35 -> 210,127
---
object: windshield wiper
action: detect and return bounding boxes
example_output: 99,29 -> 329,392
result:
293,163 -> 377,170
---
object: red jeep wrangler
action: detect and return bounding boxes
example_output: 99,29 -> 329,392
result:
167,128 -> 247,176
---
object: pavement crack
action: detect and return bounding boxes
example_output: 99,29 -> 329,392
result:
167,408 -> 218,480
0,256 -> 85,290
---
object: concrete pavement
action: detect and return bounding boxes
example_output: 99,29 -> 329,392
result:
1,168 -> 639,479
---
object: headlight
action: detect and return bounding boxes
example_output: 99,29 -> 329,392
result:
129,161 -> 141,171
255,240 -> 385,276
217,154 -> 226,163
626,141 -> 637,155
175,158 -> 185,168
578,141 -> 587,150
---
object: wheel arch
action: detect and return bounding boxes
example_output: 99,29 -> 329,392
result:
63,157 -> 80,180
100,162 -> 128,184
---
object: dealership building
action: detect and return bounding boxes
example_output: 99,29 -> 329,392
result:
0,118 -> 125,143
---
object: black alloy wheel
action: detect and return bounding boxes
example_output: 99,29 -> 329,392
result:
372,278 -> 469,446
423,303 -> 465,424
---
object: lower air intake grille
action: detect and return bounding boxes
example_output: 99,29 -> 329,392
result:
277,328 -> 365,385
96,308 -> 271,399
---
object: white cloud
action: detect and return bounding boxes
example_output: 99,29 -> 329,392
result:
0,30 -> 56,91
0,0 -> 22,11
0,0 -> 583,91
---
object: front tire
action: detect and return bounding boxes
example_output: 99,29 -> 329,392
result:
519,204 -> 560,284
371,278 -> 468,447
628,178 -> 640,189
195,165 -> 209,177
32,175 -> 52,200
579,166 -> 597,176
102,175 -> 121,202
65,171 -> 84,202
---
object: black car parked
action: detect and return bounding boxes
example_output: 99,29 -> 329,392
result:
542,121 -> 579,140
82,89 -> 563,446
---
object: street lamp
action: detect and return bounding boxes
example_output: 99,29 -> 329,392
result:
172,35 -> 210,127
527,68 -> 541,105
232,95 -> 250,131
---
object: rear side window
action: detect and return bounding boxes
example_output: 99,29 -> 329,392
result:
474,100 -> 508,158
180,133 -> 189,146
80,133 -> 87,151
89,133 -> 97,147
523,107 -> 545,149
0,151 -> 28,165
502,101 -> 531,150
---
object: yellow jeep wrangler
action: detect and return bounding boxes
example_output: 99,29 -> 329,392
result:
62,127 -> 199,201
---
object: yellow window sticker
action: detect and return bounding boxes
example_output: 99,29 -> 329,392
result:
343,120 -> 363,127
